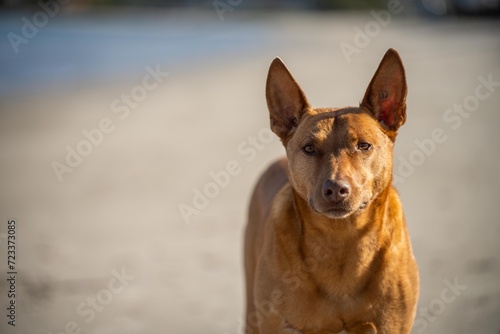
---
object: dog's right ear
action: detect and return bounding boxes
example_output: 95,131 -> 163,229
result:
266,57 -> 310,142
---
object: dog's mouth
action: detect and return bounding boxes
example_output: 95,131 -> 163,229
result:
324,207 -> 351,219
310,199 -> 369,219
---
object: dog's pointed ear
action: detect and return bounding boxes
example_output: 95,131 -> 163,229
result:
266,57 -> 311,142
361,48 -> 407,133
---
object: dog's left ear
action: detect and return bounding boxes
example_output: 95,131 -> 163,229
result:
361,48 -> 407,133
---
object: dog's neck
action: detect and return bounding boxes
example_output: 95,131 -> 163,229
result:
290,184 -> 395,261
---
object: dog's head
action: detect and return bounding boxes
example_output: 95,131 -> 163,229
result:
266,49 -> 407,219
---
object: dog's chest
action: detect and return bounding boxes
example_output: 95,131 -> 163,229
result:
278,268 -> 375,333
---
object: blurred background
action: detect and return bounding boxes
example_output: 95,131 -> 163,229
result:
0,1 -> 499,333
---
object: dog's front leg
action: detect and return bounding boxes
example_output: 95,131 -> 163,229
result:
345,322 -> 377,334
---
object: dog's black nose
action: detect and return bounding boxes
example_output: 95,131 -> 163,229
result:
322,179 -> 351,202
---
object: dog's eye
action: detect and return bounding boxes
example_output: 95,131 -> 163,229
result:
357,142 -> 372,151
303,144 -> 316,155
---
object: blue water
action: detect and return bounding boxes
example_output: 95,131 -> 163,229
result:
0,10 -> 269,98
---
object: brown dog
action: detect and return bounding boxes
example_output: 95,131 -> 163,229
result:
244,49 -> 419,334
